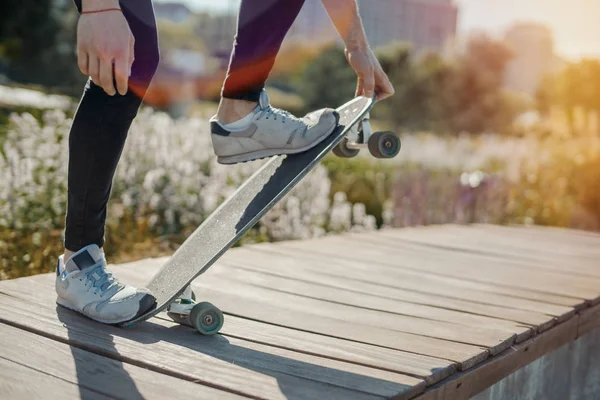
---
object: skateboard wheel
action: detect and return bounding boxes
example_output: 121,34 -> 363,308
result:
332,138 -> 360,158
368,131 -> 400,159
190,302 -> 224,335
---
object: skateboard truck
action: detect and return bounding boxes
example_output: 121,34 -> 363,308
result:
332,112 -> 401,159
166,286 -> 224,335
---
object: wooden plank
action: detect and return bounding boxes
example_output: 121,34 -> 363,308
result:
376,227 -> 600,278
468,224 -> 600,254
218,315 -> 456,386
112,262 -> 517,353
230,246 -> 575,317
0,357 -> 109,400
281,236 -> 600,301
193,275 -> 520,352
215,263 -> 533,334
203,256 -> 556,331
402,225 -> 600,260
350,235 -> 600,301
0,292 -> 424,400
226,259 -> 555,327
370,229 -> 600,280
265,239 -> 590,308
4,272 -> 454,387
0,323 -> 243,400
413,316 -> 580,400
0,276 -> 487,372
578,304 -> 600,338
205,263 -> 534,344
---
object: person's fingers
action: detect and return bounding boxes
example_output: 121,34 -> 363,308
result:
99,56 -> 116,96
362,68 -> 376,99
88,55 -> 100,85
77,49 -> 89,76
374,68 -> 395,101
356,76 -> 364,97
114,54 -> 129,95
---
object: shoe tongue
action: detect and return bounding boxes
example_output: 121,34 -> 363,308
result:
65,245 -> 103,272
258,89 -> 270,110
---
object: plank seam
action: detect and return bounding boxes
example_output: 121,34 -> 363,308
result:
222,263 -> 546,328
0,355 -> 122,400
0,317 -> 263,400
372,234 -> 600,280
410,309 -> 585,400
252,247 -> 585,310
167,314 -> 444,383
218,310 -> 485,369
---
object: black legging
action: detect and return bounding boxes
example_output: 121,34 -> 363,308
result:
65,0 -> 306,251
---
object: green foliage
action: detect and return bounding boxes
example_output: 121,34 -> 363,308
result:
373,43 -> 450,131
536,58 -> 600,134
322,155 -> 396,227
300,35 -> 521,134
299,46 -> 356,113
441,34 -> 517,133
576,155 -> 600,226
1,1 -> 85,93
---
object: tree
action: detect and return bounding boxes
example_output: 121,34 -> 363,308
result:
440,33 -> 516,133
299,46 -> 356,113
0,0 -> 84,93
534,59 -> 600,135
381,45 -> 453,131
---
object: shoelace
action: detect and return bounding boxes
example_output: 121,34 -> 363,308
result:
84,262 -> 123,297
258,106 -> 302,123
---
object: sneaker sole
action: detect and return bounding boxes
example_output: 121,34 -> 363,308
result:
56,294 -> 156,325
216,113 -> 340,165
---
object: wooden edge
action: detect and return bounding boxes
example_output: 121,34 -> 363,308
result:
577,303 -> 600,338
535,317 -> 557,333
487,334 -> 516,356
411,316 -> 580,400
456,350 -> 489,372
589,296 -> 600,307
514,328 -> 534,343
573,300 -> 592,312
555,309 -> 577,324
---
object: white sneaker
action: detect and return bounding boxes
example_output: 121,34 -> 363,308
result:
210,89 -> 339,164
55,245 -> 156,324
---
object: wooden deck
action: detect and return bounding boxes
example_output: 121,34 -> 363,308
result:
0,224 -> 599,399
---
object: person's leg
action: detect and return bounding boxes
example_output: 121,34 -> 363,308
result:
64,0 -> 160,256
218,0 -> 307,123
56,0 -> 159,324
211,0 -> 339,164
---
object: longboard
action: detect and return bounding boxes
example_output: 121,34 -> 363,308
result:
120,95 -> 375,329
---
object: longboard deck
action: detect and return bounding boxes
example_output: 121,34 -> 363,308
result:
121,96 -> 374,327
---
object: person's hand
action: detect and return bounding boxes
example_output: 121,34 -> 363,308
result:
345,46 -> 394,101
77,0 -> 134,96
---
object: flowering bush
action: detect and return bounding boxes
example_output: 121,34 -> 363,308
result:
388,131 -> 600,230
0,107 -> 375,279
2,82 -> 600,279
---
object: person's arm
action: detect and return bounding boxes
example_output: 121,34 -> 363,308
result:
321,0 -> 394,101
77,0 -> 135,96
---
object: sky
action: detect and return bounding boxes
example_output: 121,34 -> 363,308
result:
157,0 -> 600,60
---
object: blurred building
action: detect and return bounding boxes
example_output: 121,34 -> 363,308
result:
287,0 -> 338,44
284,0 -> 458,53
153,2 -> 194,23
357,0 -> 458,53
503,23 -> 566,96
